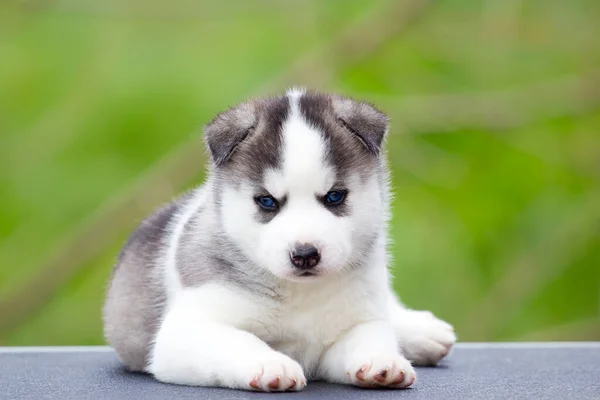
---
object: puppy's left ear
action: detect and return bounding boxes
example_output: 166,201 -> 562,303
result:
332,96 -> 389,156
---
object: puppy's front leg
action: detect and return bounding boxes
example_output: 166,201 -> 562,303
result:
319,320 -> 416,389
148,296 -> 306,392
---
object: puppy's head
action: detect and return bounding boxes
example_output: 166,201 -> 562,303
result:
205,88 -> 390,282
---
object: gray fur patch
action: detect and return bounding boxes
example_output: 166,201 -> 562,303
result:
297,91 -> 389,217
176,213 -> 281,299
207,95 -> 289,184
103,198 -> 185,371
204,101 -> 257,167
331,95 -> 389,156
298,92 -> 387,182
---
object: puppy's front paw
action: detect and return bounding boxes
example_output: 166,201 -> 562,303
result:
395,310 -> 456,366
346,354 -> 416,389
245,353 -> 307,392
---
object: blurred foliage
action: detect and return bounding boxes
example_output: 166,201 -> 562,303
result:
0,0 -> 599,346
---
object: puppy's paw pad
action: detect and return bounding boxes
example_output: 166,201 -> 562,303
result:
347,355 -> 415,389
246,354 -> 306,392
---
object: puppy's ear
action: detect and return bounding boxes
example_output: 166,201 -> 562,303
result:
204,102 -> 257,167
332,96 -> 389,156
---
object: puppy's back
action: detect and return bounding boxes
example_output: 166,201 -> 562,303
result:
103,198 -> 182,371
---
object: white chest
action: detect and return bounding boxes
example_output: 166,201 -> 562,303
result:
251,274 -> 390,374
177,268 -> 390,376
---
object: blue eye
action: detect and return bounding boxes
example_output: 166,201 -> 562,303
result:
256,195 -> 277,210
325,191 -> 346,205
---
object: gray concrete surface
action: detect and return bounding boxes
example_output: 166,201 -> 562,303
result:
1,343 -> 599,399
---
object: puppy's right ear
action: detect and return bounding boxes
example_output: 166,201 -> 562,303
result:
204,102 -> 257,167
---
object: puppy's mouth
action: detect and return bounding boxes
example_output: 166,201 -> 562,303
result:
285,267 -> 328,281
285,269 -> 324,282
289,270 -> 321,280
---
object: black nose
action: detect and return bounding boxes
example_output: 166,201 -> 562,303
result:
290,244 -> 320,269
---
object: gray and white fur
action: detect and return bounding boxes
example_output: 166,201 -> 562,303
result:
103,88 -> 456,391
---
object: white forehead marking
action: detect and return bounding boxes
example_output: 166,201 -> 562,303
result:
264,91 -> 335,198
286,86 -> 306,108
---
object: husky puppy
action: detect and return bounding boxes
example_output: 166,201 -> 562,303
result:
103,89 -> 456,391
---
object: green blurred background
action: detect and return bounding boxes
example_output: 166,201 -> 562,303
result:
1,0 -> 599,346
